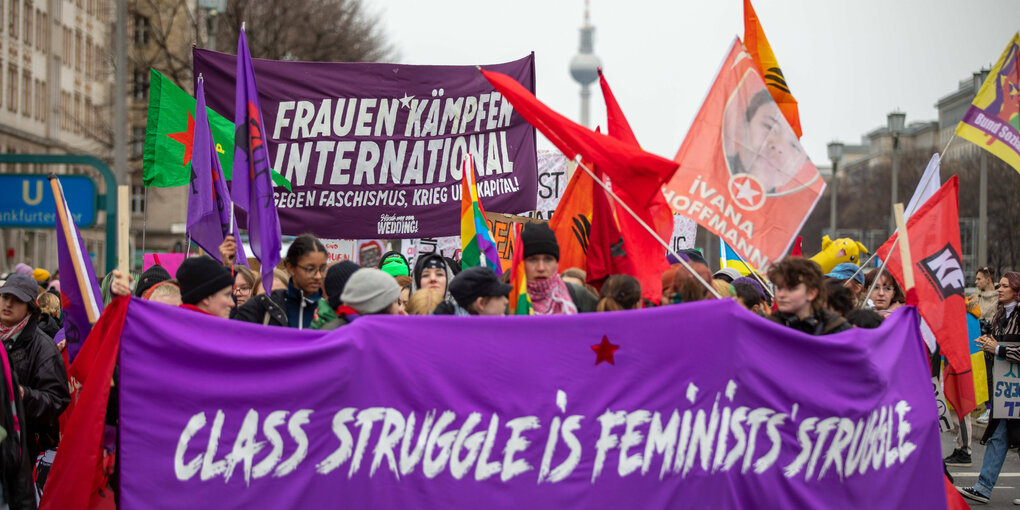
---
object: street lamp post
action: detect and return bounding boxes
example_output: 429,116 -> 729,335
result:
827,141 -> 844,236
887,112 -> 906,233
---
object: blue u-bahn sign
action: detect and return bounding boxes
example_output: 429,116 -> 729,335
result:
0,174 -> 97,228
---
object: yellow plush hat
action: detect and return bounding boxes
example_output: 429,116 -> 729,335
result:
32,268 -> 50,283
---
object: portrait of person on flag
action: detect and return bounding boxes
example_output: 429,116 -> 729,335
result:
722,80 -> 816,198
665,39 -> 825,268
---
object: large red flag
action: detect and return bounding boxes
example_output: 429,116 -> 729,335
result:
877,176 -> 975,420
480,69 -> 677,210
40,296 -> 127,510
483,69 -> 674,303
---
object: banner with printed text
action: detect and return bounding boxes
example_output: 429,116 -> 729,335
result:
665,39 -> 824,269
193,50 -> 538,239
120,298 -> 943,508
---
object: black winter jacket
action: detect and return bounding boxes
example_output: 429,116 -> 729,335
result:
2,319 -> 70,461
233,290 -> 289,327
767,309 -> 852,335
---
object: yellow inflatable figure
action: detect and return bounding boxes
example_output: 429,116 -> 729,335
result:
809,236 -> 869,274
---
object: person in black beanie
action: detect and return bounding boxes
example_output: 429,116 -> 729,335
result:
134,264 -> 172,298
311,261 -> 361,330
520,222 -> 597,314
434,266 -> 511,316
176,256 -> 235,318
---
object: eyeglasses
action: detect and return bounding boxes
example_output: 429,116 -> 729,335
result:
299,265 -> 328,276
233,285 -> 252,295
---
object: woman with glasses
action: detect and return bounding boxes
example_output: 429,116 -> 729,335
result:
234,234 -> 327,329
864,269 -> 905,319
959,272 -> 1020,504
232,266 -> 257,309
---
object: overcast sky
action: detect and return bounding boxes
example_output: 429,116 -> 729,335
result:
379,0 -> 1020,167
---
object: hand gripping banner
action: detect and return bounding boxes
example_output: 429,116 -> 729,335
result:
119,299 -> 944,508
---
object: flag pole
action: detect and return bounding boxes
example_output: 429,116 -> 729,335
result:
117,185 -> 131,287
855,138 -> 955,305
892,203 -> 914,291
573,156 -> 721,299
49,175 -> 99,323
722,239 -> 774,298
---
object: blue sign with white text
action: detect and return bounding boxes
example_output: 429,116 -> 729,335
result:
0,174 -> 97,228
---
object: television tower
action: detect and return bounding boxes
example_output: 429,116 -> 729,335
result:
569,1 -> 601,127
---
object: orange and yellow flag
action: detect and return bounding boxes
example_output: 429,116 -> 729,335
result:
743,0 -> 802,138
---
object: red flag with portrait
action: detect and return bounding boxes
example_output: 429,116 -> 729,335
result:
664,39 -> 824,269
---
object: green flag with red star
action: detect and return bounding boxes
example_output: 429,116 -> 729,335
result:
142,68 -> 291,190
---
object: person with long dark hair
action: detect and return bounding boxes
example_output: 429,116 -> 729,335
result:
234,234 -> 326,329
959,272 -> 1020,504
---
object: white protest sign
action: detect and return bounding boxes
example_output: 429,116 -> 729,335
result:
992,345 -> 1020,419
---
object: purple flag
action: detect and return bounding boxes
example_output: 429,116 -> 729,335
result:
188,76 -> 246,266
232,28 -> 281,292
119,300 -> 944,508
50,176 -> 103,361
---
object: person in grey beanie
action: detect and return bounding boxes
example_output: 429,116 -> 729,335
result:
337,268 -> 405,320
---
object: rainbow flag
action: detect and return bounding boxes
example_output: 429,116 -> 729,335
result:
460,155 -> 502,275
509,223 -> 532,315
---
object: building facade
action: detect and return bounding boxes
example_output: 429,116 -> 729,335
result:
0,0 -> 112,274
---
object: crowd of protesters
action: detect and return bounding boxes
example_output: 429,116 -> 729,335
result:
0,222 -> 1014,507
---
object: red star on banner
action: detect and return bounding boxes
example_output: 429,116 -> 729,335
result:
591,335 -> 619,365
166,111 -> 196,167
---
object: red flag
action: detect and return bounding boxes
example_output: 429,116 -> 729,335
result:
40,296 -> 128,510
944,474 -> 970,510
598,69 -> 640,147
482,68 -> 674,303
480,69 -> 677,210
876,176 -> 975,420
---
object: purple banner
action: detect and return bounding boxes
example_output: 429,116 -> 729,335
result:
193,50 -> 538,239
119,299 -> 944,508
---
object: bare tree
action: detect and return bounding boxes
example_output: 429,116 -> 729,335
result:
215,0 -> 395,63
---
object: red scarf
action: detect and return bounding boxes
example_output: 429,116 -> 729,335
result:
180,304 -> 215,316
0,315 -> 30,343
527,274 -> 578,315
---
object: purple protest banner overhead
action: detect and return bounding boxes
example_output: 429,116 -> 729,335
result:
193,49 -> 538,240
118,298 -> 944,508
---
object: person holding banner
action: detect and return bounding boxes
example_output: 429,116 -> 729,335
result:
339,269 -> 406,317
234,235 -> 326,329
434,267 -> 511,316
766,257 -> 850,335
176,257 -> 236,319
411,253 -> 454,301
231,266 -> 257,309
0,274 -> 70,463
961,272 -> 1020,504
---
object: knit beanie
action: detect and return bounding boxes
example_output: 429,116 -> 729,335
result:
449,266 -> 512,310
135,264 -> 172,297
341,268 -> 400,315
176,256 -> 234,305
380,254 -> 410,277
521,222 -> 559,260
325,261 -> 361,309
32,268 -> 51,283
14,263 -> 32,276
